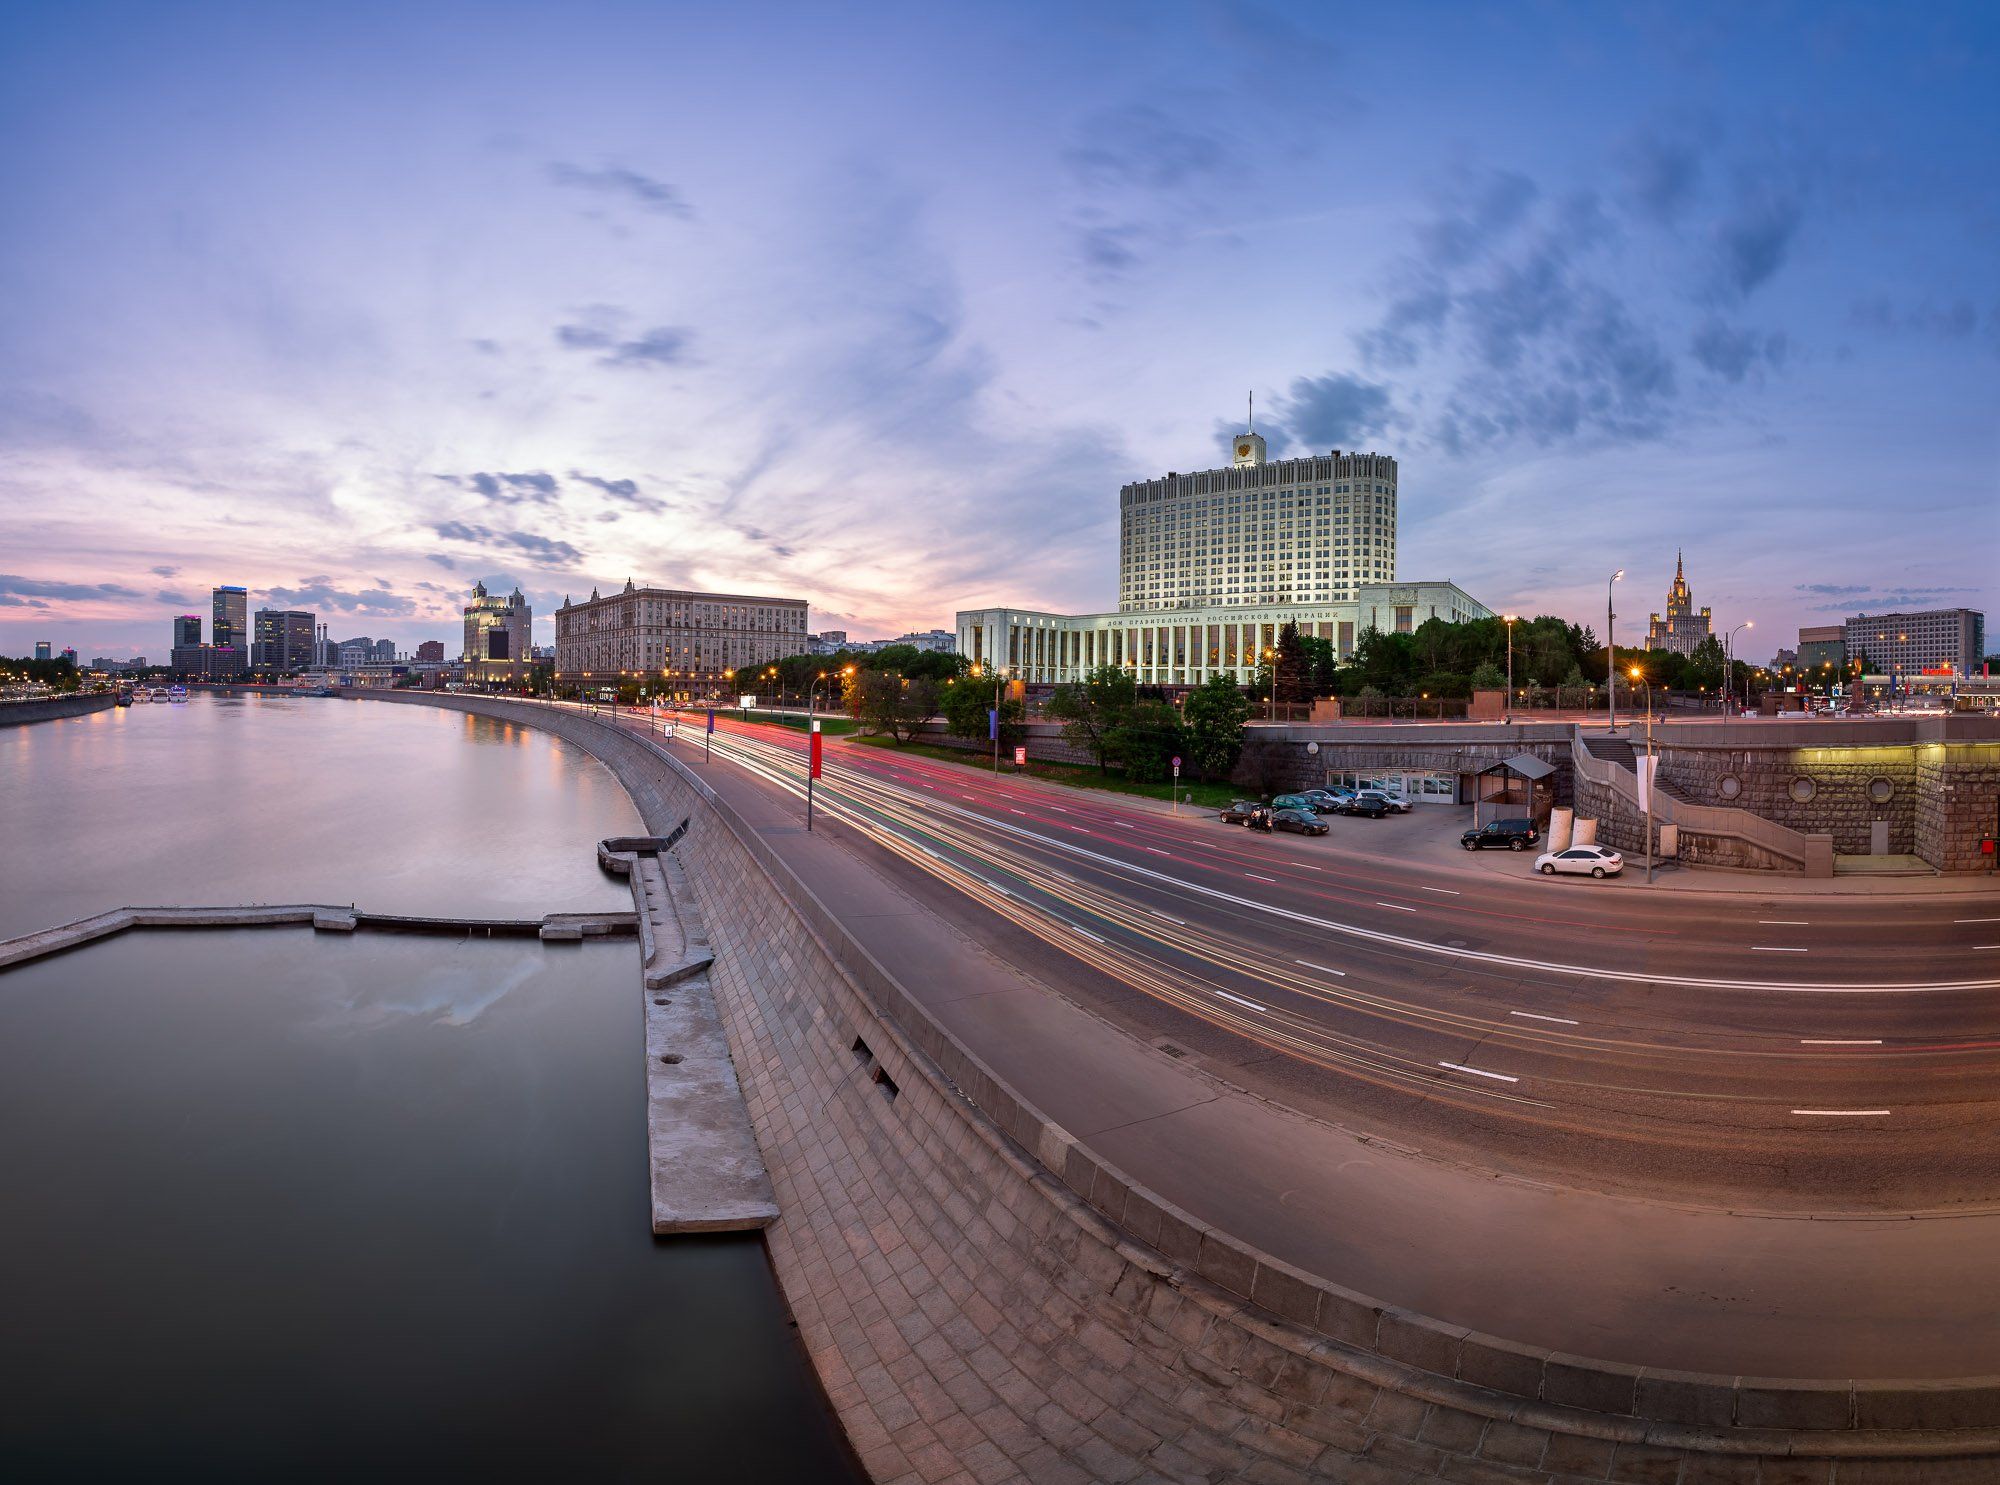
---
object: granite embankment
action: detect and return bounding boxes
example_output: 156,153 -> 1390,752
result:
350,691 -> 2000,1484
0,692 -> 117,727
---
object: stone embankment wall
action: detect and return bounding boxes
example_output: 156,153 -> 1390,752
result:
1236,726 -> 1576,803
352,693 -> 2000,1481
0,692 -> 116,727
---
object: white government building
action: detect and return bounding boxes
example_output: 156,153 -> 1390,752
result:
956,425 -> 1490,687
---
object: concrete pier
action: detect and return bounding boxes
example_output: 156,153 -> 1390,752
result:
0,904 -> 637,970
601,835 -> 778,1235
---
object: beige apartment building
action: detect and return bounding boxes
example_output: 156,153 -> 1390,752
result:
554,579 -> 808,698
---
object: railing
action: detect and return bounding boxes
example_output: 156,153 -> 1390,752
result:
1569,728 -> 1831,874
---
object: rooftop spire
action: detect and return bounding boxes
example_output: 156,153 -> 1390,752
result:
1247,389 -> 1254,434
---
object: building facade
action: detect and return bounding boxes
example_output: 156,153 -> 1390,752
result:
1644,552 -> 1713,657
462,582 -> 533,685
891,629 -> 957,653
554,579 -> 808,696
957,581 -> 1492,688
211,586 -> 248,652
174,614 -> 201,648
253,609 -> 317,673
1119,435 -> 1396,611
414,640 -> 445,664
34,641 -> 52,661
1844,608 -> 1986,679
1796,624 -> 1845,676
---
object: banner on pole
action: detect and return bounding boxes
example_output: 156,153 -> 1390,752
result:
1636,754 -> 1655,810
809,721 -> 823,779
987,708 -> 999,740
706,709 -> 716,733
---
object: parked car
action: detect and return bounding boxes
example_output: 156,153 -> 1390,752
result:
1461,819 -> 1540,852
1353,789 -> 1412,815
1334,794 -> 1389,819
1270,807 -> 1329,837
1297,788 -> 1346,814
1219,800 -> 1264,826
1271,793 -> 1320,815
1536,844 -> 1624,878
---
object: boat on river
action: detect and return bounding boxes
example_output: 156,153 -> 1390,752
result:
166,685 -> 188,704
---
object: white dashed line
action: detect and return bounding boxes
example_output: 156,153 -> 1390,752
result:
1063,923 -> 1105,944
1800,1039 -> 1881,1045
1294,959 -> 1347,977
980,881 -> 1012,898
1146,847 -> 1171,856
1419,886 -> 1461,896
1752,946 -> 1808,953
1791,1108 -> 1891,1117
1116,822 -> 1135,830
1439,1061 -> 1519,1084
1246,873 -> 1277,883
1010,809 -> 1026,816
1214,990 -> 1267,1011
1149,910 -> 1185,926
1050,806 -> 1067,813
1759,920 -> 1809,925
1375,902 -> 1416,912
1509,1011 -> 1578,1025
1957,918 -> 2000,924
961,794 -> 975,800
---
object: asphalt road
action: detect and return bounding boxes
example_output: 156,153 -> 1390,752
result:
630,706 -> 2000,1215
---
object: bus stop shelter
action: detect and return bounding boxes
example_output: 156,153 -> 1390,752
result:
1471,753 -> 1557,828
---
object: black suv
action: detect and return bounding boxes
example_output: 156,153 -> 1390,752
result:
1461,818 -> 1539,851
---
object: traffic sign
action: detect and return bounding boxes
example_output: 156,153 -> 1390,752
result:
1013,745 -> 1027,766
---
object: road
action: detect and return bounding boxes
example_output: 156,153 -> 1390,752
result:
556,701 -> 2000,1376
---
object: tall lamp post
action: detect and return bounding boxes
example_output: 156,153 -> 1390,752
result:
1503,614 -> 1518,724
1630,666 -> 1655,884
1606,570 -> 1625,731
1726,621 -> 1753,714
1263,645 -> 1278,720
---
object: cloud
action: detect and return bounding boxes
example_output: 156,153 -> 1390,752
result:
1619,133 -> 1702,222
1795,582 -> 1978,613
552,314 -> 693,369
154,589 -> 192,604
1691,319 -> 1789,381
1714,192 -> 1802,297
1276,373 -> 1395,449
458,470 -> 560,504
0,574 -> 142,602
263,576 -> 415,616
149,564 -> 179,578
427,553 -> 456,570
1064,105 -> 1229,192
570,471 -> 643,501
1416,169 -> 1539,271
546,161 -> 693,218
432,521 -> 581,563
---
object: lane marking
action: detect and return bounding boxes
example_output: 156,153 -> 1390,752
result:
1791,1108 -> 1891,1117
1294,959 -> 1347,977
1214,990 -> 1267,1011
1956,918 -> 2000,924
1759,919 -> 1809,925
1116,823 -> 1135,830
1149,910 -> 1186,926
961,794 -> 975,800
1419,886 -> 1461,896
1752,946 -> 1808,953
1146,847 -> 1171,856
1375,902 -> 1416,913
919,846 -> 943,860
979,881 -> 1013,898
1439,1061 -> 1519,1084
1510,1011 -> 1578,1025
1064,922 -> 1106,944
1800,1039 -> 1881,1045
1010,809 -> 1027,816
1246,872 -> 1278,883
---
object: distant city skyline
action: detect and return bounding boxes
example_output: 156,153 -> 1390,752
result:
1,2 -> 1995,659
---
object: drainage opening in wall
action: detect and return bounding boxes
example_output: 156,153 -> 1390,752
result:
659,1053 -> 682,1065
1868,776 -> 1895,803
1790,775 -> 1818,802
871,1067 -> 899,1102
1719,774 -> 1742,799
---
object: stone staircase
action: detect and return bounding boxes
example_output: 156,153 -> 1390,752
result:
1580,733 -> 1637,770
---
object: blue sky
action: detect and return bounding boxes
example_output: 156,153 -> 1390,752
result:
2,0 -> 1995,662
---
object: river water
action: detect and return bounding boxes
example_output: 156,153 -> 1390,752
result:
0,695 -> 859,1480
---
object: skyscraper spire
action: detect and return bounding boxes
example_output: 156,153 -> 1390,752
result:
1675,548 -> 1684,583
1247,389 -> 1254,433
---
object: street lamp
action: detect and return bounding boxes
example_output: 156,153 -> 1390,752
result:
1607,570 -> 1625,732
1262,646 -> 1278,719
1503,615 -> 1519,725
1630,665 -> 1655,884
1726,621 -> 1753,714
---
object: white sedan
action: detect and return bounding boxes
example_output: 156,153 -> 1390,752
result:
1535,844 -> 1624,878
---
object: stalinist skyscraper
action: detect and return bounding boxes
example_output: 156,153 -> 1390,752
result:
1645,551 -> 1713,657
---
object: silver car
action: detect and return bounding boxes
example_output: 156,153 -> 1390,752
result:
1535,844 -> 1623,879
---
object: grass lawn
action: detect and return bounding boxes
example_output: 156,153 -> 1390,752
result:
850,735 -> 1242,810
737,708 -> 861,735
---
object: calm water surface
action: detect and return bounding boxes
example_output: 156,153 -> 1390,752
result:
0,700 -> 859,1481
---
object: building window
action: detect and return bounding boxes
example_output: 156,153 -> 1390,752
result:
1867,776 -> 1894,804
1789,776 -> 1817,803
1719,774 -> 1742,800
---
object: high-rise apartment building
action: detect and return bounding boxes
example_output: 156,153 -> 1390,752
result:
463,582 -> 533,685
253,609 -> 318,673
211,586 -> 247,650
1119,431 -> 1396,611
555,579 -> 807,697
175,614 -> 201,648
1644,552 -> 1714,657
34,641 -> 51,661
1845,608 -> 1986,678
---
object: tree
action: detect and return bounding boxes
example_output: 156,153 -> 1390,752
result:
940,675 -> 1022,751
853,670 -> 938,743
1044,664 -> 1137,770
1182,673 -> 1249,781
1469,661 -> 1505,691
1297,634 -> 1339,695
1273,621 -> 1312,703
1104,701 -> 1185,783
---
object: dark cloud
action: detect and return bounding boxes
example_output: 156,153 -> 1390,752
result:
432,521 -> 580,564
1277,374 -> 1395,449
1714,192 -> 1802,297
1849,295 -> 1999,353
1417,170 -> 1539,270
569,471 -> 643,501
427,553 -> 457,570
0,573 -> 142,602
149,564 -> 179,578
553,320 -> 693,369
154,589 -> 191,604
1064,105 -> 1229,192
546,161 -> 693,218
263,576 -> 414,616
0,594 -> 49,608
1691,319 -> 1789,381
460,470 -> 560,504
434,520 -> 485,543
1358,288 -> 1452,369
1619,134 -> 1702,222
1077,223 -> 1147,277
1798,583 -> 1978,613
555,323 -> 614,350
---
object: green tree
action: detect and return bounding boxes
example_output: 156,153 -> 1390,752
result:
1044,664 -> 1136,770
1469,661 -> 1505,691
1296,634 -> 1339,695
1273,620 -> 1312,703
853,670 -> 938,743
1182,673 -> 1249,781
1104,700 -> 1185,783
940,675 -> 1021,751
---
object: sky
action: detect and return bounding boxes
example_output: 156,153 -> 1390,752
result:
1,0 -> 1995,663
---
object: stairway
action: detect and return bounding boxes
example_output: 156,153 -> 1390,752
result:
1580,734 -> 1636,770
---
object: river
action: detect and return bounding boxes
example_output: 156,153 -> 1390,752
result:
0,694 -> 859,1480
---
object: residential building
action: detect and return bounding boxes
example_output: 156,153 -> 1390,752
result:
891,629 -> 957,653
958,422 -> 1488,687
414,640 -> 445,664
253,609 -> 317,673
59,646 -> 77,665
169,644 -> 249,679
174,615 -> 201,649
34,641 -> 51,661
1643,551 -> 1714,657
462,581 -> 532,685
335,639 -> 374,668
1796,624 -> 1845,675
1845,608 -> 1986,679
371,638 -> 396,662
555,579 -> 807,697
1770,647 -> 1798,671
958,581 -> 1491,688
809,630 -> 850,655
